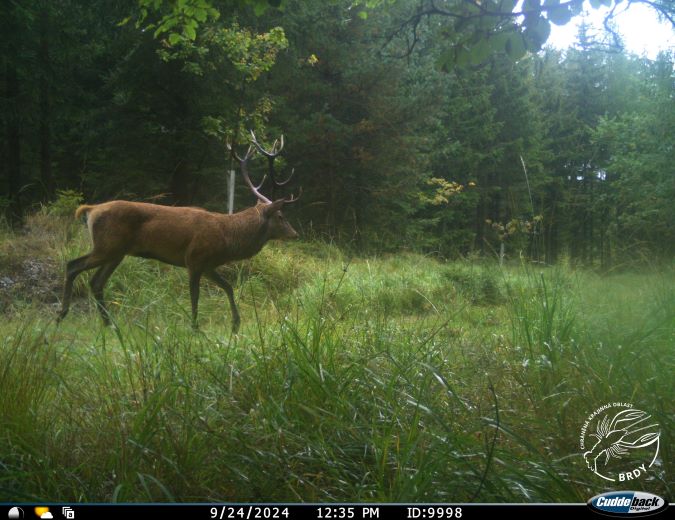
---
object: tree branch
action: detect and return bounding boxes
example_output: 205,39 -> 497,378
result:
382,0 -> 674,59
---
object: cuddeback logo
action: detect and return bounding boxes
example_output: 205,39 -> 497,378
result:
580,402 -> 661,482
588,491 -> 668,517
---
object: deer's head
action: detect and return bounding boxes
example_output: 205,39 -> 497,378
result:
228,131 -> 301,241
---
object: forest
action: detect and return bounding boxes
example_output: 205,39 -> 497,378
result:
2,0 -> 673,265
0,0 -> 673,505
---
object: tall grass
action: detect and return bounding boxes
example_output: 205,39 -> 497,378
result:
0,219 -> 672,502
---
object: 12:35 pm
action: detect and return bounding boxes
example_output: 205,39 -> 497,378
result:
316,507 -> 356,519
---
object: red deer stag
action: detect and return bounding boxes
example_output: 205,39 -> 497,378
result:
57,133 -> 300,332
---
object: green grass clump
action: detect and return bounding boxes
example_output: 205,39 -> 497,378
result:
0,219 -> 672,502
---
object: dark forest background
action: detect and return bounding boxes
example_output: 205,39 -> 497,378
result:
1,0 -> 673,267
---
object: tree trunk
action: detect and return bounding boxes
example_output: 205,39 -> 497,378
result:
589,174 -> 595,267
169,159 -> 190,205
39,8 -> 54,197
6,60 -> 22,221
544,186 -> 559,264
327,167 -> 335,234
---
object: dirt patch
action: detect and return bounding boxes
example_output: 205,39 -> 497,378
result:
0,214 -> 78,311
0,257 -> 62,310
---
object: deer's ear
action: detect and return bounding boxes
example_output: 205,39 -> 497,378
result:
263,199 -> 285,217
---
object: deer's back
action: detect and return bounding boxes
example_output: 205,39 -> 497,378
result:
86,201 -> 222,266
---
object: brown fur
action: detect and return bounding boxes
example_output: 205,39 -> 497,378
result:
57,199 -> 298,332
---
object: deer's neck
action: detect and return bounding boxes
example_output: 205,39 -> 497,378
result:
220,206 -> 270,260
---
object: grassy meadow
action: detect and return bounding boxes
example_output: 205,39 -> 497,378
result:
0,214 -> 672,502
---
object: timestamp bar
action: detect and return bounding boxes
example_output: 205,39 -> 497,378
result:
4,503 -> 666,520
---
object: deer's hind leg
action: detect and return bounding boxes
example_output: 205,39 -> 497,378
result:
188,268 -> 203,330
90,257 -> 124,325
57,253 -> 107,323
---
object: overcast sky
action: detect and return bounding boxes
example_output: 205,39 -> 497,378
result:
547,1 -> 675,58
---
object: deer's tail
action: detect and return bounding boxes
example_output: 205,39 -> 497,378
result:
75,204 -> 96,220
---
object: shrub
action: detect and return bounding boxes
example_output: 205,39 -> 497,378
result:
42,190 -> 84,217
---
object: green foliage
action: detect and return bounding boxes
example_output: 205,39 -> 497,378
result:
545,1 -> 573,26
1,0 -> 673,264
533,48 -> 674,266
595,117 -> 674,257
523,15 -> 551,50
216,24 -> 288,82
41,190 -> 84,217
136,0 -> 214,38
504,32 -> 527,60
420,177 -> 466,206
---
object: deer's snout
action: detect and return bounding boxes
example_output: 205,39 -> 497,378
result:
286,227 -> 299,240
